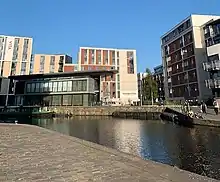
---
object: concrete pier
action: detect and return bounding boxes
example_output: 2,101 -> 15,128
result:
0,124 -> 218,182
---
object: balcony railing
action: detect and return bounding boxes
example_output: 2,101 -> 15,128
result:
205,79 -> 220,88
203,60 -> 220,71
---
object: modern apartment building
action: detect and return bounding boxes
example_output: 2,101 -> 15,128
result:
0,35 -> 33,77
161,14 -> 220,101
78,47 -> 139,105
203,18 -> 220,98
31,54 -> 73,74
153,65 -> 165,100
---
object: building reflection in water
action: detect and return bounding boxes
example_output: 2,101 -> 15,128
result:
32,117 -> 220,180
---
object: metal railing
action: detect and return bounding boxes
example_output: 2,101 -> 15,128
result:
203,60 -> 220,71
205,79 -> 220,88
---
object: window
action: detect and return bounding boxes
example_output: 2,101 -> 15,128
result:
104,50 -> 108,64
209,54 -> 219,62
35,82 -> 40,92
40,56 -> 45,73
63,81 -> 67,92
40,82 -> 44,92
84,50 -> 88,64
77,80 -> 82,91
50,56 -> 55,73
112,51 -> 115,65
12,38 -> 19,60
91,50 -> 95,64
67,81 -> 72,92
52,95 -> 62,106
24,39 -> 29,46
53,82 -> 58,92
20,62 -> 26,75
97,50 -> 101,64
31,83 -> 35,92
26,83 -> 31,93
58,82 -> 62,92
22,39 -> 29,61
117,91 -> 120,98
82,80 -> 87,91
72,95 -> 83,106
127,51 -> 134,74
117,82 -> 120,89
49,82 -> 53,92
117,74 -> 120,82
62,95 -> 72,106
44,82 -> 49,92
73,80 -> 77,92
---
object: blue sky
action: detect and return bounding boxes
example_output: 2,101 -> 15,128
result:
1,0 -> 220,72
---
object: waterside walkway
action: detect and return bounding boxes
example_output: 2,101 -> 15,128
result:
0,124 -> 218,182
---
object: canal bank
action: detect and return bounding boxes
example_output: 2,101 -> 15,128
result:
50,105 -> 181,116
0,124 -> 218,182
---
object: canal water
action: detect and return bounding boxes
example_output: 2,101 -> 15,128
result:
28,117 -> 220,179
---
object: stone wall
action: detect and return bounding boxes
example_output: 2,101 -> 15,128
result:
49,106 -> 182,116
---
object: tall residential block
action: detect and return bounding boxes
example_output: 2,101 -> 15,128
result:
0,35 -> 33,76
203,18 -> 220,98
153,65 -> 165,100
78,47 -> 139,105
32,54 -> 73,74
161,14 -> 220,101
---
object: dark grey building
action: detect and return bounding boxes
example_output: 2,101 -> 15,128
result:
203,18 -> 220,98
153,65 -> 165,100
6,70 -> 117,107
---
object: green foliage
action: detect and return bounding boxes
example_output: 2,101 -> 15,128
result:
164,100 -> 181,105
142,68 -> 158,102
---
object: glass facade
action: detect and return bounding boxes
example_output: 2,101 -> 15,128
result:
13,77 -> 97,106
26,79 -> 87,93
22,94 -> 94,106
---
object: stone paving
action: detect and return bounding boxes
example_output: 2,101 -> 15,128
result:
0,124 -> 219,182
191,107 -> 220,121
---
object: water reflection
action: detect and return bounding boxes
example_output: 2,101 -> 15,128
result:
31,117 -> 220,180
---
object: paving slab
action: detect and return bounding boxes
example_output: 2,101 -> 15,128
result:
0,124 -> 219,182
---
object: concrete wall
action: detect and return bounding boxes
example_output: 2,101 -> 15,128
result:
50,106 -> 182,116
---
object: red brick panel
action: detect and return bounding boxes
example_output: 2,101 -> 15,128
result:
81,49 -> 85,64
64,65 -> 74,72
102,82 -> 107,95
83,65 -> 88,70
96,50 -> 101,64
109,51 -> 113,65
112,73 -> 116,81
103,50 -> 108,65
110,82 -> 116,98
89,49 -> 92,65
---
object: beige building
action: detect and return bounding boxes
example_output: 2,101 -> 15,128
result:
0,35 -> 33,76
78,47 -> 139,105
161,14 -> 220,101
32,54 -> 73,74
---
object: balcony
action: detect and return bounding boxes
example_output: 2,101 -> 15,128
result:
203,60 -> 220,71
205,79 -> 220,88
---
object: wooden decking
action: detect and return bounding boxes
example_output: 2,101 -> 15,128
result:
0,124 -> 218,182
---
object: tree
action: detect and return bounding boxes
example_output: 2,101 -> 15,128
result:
142,68 -> 158,105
